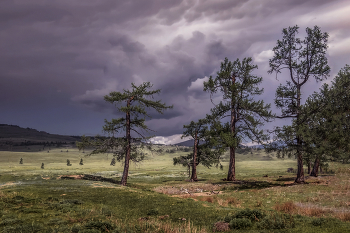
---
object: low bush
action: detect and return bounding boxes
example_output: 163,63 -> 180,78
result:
229,218 -> 252,229
257,213 -> 295,230
147,208 -> 159,216
84,220 -> 114,232
223,213 -> 235,223
235,208 -> 265,222
71,224 -> 81,233
311,217 -> 327,226
213,221 -> 230,232
101,207 -> 114,216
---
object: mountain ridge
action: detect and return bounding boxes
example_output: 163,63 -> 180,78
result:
0,124 -> 80,143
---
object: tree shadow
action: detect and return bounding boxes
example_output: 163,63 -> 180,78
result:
213,179 -> 299,191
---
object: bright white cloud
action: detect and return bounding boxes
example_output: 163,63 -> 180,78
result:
149,134 -> 191,145
253,50 -> 274,63
187,76 -> 209,92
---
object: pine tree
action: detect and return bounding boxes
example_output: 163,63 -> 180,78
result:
204,57 -> 273,181
110,157 -> 116,166
173,118 -> 223,181
298,65 -> 350,176
267,25 -> 330,183
77,82 -> 172,186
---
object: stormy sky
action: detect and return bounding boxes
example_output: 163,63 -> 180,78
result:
1,0 -> 349,144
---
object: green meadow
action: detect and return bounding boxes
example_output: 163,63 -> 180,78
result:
1,146 -> 350,232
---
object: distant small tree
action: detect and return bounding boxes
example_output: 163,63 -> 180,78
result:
174,118 -> 223,182
41,163 -> 44,169
110,157 -> 116,166
77,82 -> 173,186
67,159 -> 72,166
19,158 -> 23,164
79,158 -> 84,165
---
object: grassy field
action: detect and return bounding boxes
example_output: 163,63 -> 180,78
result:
1,146 -> 350,232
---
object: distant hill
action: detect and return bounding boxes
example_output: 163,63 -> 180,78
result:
0,124 -> 80,143
173,139 -> 193,147
173,139 -> 207,147
174,139 -> 266,149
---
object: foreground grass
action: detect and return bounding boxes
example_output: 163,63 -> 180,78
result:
1,148 -> 350,232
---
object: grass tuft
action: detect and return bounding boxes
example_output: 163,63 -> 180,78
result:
274,201 -> 297,213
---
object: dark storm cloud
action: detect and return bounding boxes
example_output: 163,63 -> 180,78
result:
1,0 -> 349,139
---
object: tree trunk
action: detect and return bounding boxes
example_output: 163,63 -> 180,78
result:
227,75 -> 236,181
310,156 -> 320,177
307,160 -> 311,174
120,98 -> 132,186
190,130 -> 198,182
295,85 -> 305,183
227,146 -> 236,181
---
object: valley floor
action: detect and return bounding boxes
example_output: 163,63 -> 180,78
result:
0,147 -> 350,232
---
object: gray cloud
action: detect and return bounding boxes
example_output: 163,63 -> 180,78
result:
0,0 -> 349,138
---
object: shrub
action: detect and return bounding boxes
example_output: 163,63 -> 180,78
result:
257,213 -> 295,229
213,221 -> 230,232
311,217 -> 327,226
84,220 -> 114,232
101,207 -> 113,216
223,214 -> 235,223
147,208 -> 159,216
110,158 -> 116,166
71,224 -> 81,233
235,208 -> 265,222
229,218 -> 252,229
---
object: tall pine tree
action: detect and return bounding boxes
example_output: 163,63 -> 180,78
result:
268,25 -> 330,183
204,57 -> 273,181
77,82 -> 172,186
298,65 -> 350,176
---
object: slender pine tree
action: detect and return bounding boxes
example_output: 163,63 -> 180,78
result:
204,57 -> 273,181
267,25 -> 330,183
173,118 -> 223,181
77,82 -> 172,186
297,65 -> 350,176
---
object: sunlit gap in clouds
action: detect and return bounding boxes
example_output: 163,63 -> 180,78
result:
149,134 -> 191,145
